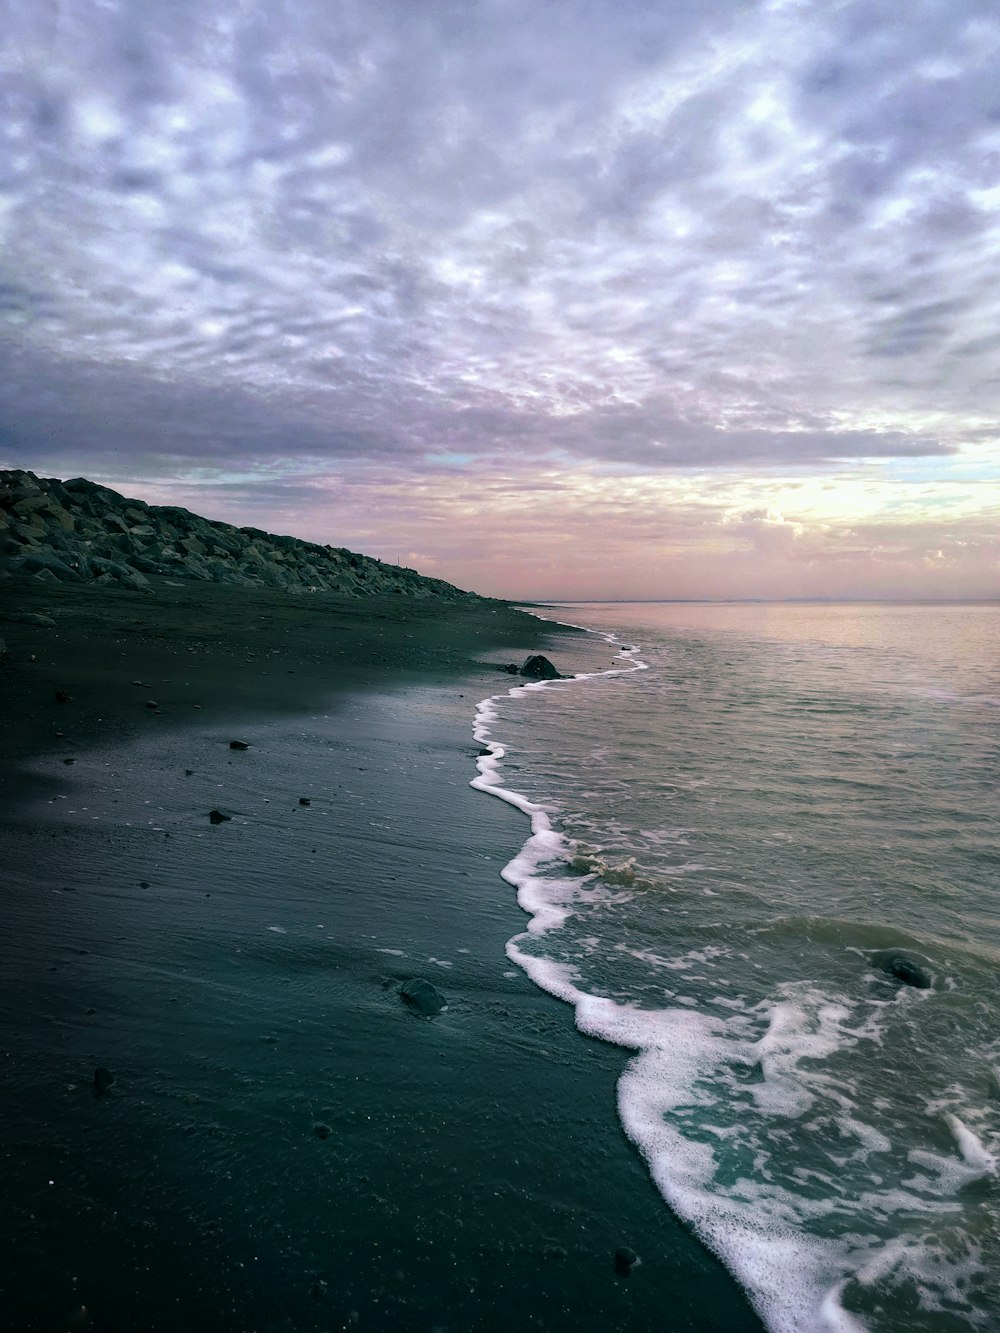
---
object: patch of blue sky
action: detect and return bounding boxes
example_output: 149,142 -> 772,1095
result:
881,456 -> 998,485
426,452 -> 474,467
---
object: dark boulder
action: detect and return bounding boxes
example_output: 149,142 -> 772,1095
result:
94,1066 -> 114,1094
614,1247 -> 640,1276
7,551 -> 81,582
229,739 -> 250,750
882,953 -> 932,989
400,978 -> 447,1016
208,809 -> 231,824
520,654 -> 563,680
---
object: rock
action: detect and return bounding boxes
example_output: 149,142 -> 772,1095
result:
881,952 -> 932,989
613,1247 -> 640,1276
519,655 -> 563,680
208,809 -> 231,824
86,555 -> 137,582
55,690 -> 71,703
500,663 -> 519,674
94,1066 -> 114,1094
145,700 -> 159,709
478,747 -> 491,757
229,739 -> 250,750
12,493 -> 50,515
298,797 -> 311,806
63,757 -> 75,765
313,1121 -> 332,1139
400,977 -> 447,1016
118,571 -> 150,591
7,551 -> 82,582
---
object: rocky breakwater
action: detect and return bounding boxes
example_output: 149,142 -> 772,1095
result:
0,470 -> 477,600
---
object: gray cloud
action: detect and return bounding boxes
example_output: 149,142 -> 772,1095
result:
2,0 -> 999,496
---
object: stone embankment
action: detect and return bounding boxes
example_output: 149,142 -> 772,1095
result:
0,470 -> 477,600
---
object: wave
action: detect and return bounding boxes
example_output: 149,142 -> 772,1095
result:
470,618 -> 1000,1333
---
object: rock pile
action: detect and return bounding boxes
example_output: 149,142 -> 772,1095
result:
0,469 -> 477,600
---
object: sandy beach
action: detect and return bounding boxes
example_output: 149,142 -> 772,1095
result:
0,576 -> 760,1332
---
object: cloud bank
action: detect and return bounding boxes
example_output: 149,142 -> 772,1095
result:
2,0 -> 998,596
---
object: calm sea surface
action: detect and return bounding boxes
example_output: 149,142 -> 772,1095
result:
474,602 -> 1000,1333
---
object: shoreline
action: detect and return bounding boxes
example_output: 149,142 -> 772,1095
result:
0,578 -> 761,1331
0,576 -> 574,797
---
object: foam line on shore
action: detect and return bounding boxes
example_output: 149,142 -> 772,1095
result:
470,624 -> 647,939
468,621 -> 881,1333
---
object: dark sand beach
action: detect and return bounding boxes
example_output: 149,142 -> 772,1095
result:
0,577 -> 761,1332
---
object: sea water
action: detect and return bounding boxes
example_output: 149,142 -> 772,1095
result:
473,602 -> 1000,1333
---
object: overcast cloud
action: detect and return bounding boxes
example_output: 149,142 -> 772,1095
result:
2,0 -> 998,596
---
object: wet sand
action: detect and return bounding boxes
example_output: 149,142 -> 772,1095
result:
0,577 -> 761,1331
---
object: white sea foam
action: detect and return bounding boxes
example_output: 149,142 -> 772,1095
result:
944,1114 -> 996,1176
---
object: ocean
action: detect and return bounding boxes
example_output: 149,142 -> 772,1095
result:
474,602 -> 1000,1333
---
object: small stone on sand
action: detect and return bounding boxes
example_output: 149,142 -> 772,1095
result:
614,1247 -> 640,1276
400,977 -> 447,1016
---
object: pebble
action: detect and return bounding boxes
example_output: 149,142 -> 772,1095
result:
400,978 -> 447,1016
614,1246 -> 640,1276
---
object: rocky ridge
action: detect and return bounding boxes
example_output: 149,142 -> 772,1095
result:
0,469 -> 478,600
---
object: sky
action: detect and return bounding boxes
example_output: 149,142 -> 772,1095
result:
2,0 -> 998,600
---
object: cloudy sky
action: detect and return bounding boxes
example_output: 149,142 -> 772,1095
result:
2,0 -> 998,598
